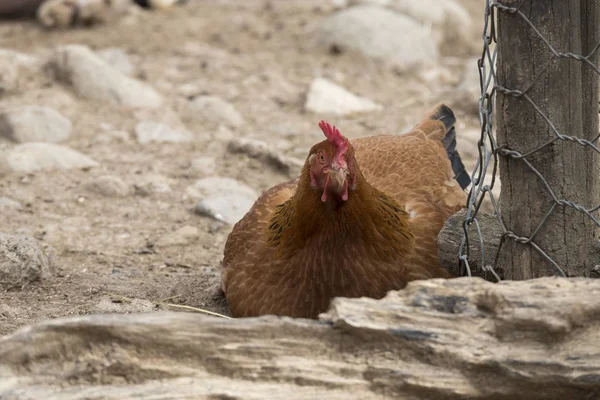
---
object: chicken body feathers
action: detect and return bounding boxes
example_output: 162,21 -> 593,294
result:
222,104 -> 467,318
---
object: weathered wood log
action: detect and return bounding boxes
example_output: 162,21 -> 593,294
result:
1,277 -> 600,399
438,209 -> 504,281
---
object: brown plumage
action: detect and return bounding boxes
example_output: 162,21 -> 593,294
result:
222,104 -> 470,318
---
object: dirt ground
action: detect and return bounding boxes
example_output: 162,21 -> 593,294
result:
0,0 -> 486,336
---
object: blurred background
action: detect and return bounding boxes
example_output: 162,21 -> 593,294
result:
0,0 -> 485,334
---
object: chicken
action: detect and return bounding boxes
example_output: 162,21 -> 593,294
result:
221,104 -> 471,319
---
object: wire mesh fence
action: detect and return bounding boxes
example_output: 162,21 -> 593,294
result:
459,0 -> 600,280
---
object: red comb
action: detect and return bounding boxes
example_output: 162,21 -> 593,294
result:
318,120 -> 349,165
318,120 -> 348,150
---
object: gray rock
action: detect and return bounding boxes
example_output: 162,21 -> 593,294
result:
96,48 -> 134,76
316,6 -> 437,70
187,177 -> 257,200
0,106 -> 72,143
227,137 -> 303,176
348,0 -> 475,54
0,49 -> 39,70
331,0 -> 349,8
49,45 -> 163,109
83,175 -> 131,197
1,143 -> 98,173
0,303 -> 19,320
240,71 -> 302,106
188,177 -> 258,225
92,129 -> 131,144
22,88 -> 79,117
0,49 -> 40,94
305,77 -> 382,115
134,121 -> 193,144
155,226 -> 200,247
37,0 -> 130,28
0,197 -> 22,211
133,174 -> 173,195
194,196 -> 257,225
190,157 -> 217,175
0,233 -> 52,286
186,96 -> 244,127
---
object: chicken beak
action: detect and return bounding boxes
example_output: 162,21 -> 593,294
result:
331,166 -> 349,201
331,167 -> 347,190
321,165 -> 349,202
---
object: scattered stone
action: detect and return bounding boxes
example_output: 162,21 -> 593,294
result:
208,221 -> 226,234
227,137 -> 303,176
0,49 -> 40,94
83,175 -> 131,198
418,64 -> 460,86
190,157 -> 217,175
210,125 -> 235,143
0,143 -> 98,173
37,0 -> 130,28
0,303 -> 19,320
49,45 -> 163,109
96,48 -> 134,76
92,129 -> 131,144
0,197 -> 22,211
348,0 -> 475,54
194,197 -> 255,225
134,121 -> 193,144
241,72 -> 302,106
0,233 -> 52,287
187,177 -> 257,200
305,77 -> 382,115
185,96 -> 244,128
316,6 -> 437,70
0,106 -> 72,144
177,80 -> 241,102
38,0 -> 99,28
93,298 -> 156,314
331,0 -> 349,8
155,226 -> 200,247
21,89 -> 79,121
0,49 -> 39,70
188,177 -> 258,225
177,81 -> 205,98
133,174 -> 173,195
267,73 -> 302,106
37,0 -> 76,28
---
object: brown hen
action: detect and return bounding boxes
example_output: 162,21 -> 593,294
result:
222,104 -> 470,318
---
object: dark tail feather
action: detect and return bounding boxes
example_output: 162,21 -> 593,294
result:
429,104 -> 471,190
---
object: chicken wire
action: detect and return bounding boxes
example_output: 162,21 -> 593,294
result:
459,0 -> 600,280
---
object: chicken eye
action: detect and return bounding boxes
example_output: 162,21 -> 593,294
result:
318,152 -> 326,164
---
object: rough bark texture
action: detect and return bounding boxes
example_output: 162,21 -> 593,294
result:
496,0 -> 600,278
438,210 -> 504,280
1,277 -> 600,399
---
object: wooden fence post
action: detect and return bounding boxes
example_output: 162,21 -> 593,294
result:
496,0 -> 600,278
